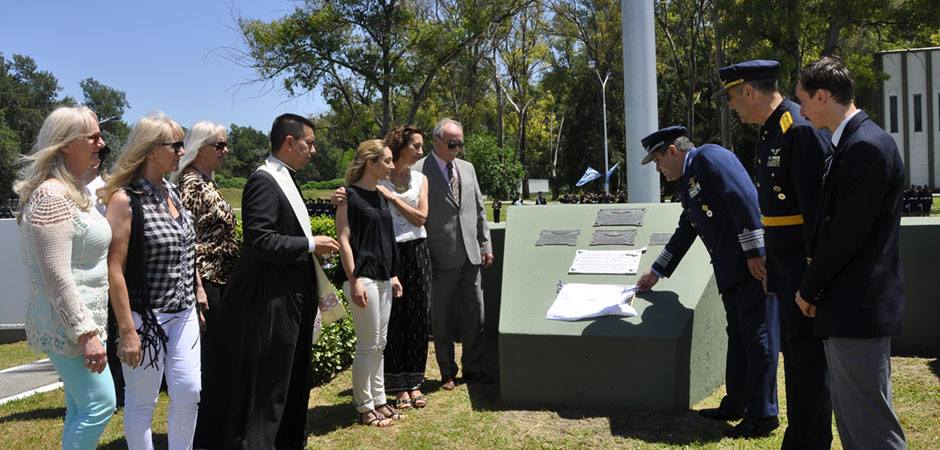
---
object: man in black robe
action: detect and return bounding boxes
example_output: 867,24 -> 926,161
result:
198,113 -> 339,449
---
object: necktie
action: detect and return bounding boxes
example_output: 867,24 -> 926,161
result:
447,161 -> 460,204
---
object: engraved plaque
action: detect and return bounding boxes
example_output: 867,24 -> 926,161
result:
590,229 -> 637,246
535,229 -> 580,246
649,233 -> 673,246
594,208 -> 645,226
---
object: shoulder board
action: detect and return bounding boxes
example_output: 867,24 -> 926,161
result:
779,111 -> 793,134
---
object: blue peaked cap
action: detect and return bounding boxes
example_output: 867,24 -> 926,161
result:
714,59 -> 780,97
640,125 -> 688,165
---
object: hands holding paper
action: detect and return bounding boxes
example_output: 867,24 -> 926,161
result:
636,271 -> 659,292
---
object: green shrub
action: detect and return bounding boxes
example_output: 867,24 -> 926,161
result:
302,178 -> 345,190
310,293 -> 356,387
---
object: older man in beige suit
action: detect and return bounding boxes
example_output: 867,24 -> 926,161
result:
415,118 -> 493,390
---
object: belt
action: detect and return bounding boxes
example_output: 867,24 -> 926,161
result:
761,214 -> 804,227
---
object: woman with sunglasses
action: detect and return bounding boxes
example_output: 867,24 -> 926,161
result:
171,121 -> 238,331
102,112 -> 205,450
15,106 -> 115,449
170,121 -> 239,447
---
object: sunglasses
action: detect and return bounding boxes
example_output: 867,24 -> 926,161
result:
162,141 -> 185,151
209,141 -> 228,150
447,140 -> 465,150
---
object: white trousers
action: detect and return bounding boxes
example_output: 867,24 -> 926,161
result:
122,306 -> 201,450
345,277 -> 393,413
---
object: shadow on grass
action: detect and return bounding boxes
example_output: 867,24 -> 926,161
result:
98,433 -> 168,449
305,402 -> 356,436
0,406 -> 65,423
930,358 -> 940,381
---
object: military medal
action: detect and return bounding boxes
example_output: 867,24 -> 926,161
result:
778,193 -> 786,200
773,185 -> 782,192
688,178 -> 701,198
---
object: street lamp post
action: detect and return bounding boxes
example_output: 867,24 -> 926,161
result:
591,63 -> 612,194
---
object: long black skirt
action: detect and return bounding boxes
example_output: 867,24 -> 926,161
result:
384,238 -> 432,392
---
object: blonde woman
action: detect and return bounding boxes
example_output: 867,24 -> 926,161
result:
102,111 -> 205,450
336,139 -> 403,427
15,106 -> 115,449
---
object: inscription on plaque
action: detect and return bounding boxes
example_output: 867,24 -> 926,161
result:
535,229 -> 581,246
594,208 -> 645,226
590,230 -> 637,246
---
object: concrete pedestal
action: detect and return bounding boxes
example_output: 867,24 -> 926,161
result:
498,203 -> 727,409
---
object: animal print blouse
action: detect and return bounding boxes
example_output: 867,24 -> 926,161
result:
177,168 -> 240,285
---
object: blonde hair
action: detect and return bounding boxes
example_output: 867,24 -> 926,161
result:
170,120 -> 226,182
14,106 -> 99,221
344,139 -> 386,185
100,111 -> 184,203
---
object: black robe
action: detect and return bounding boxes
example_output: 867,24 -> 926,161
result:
197,169 -> 316,450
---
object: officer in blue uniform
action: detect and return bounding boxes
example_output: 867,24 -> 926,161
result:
717,60 -> 832,449
636,126 -> 780,438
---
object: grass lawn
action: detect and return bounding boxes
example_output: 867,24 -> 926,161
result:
0,341 -> 42,371
1,340 -> 937,449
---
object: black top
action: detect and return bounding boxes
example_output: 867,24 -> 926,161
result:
341,185 -> 399,281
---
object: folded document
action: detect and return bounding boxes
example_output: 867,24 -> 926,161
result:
546,283 -> 638,321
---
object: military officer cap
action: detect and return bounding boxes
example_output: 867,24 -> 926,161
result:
641,125 -> 688,164
714,59 -> 780,97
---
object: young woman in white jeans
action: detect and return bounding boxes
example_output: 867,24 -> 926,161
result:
336,139 -> 403,427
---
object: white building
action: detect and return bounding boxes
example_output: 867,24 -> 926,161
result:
875,47 -> 940,189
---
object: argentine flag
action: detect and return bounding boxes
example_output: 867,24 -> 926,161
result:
576,167 -> 602,187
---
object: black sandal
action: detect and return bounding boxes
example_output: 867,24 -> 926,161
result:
358,410 -> 394,427
410,394 -> 428,409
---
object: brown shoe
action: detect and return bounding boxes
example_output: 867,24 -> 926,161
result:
441,377 -> 456,390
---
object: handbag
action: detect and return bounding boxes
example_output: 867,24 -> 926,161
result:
313,258 -> 345,342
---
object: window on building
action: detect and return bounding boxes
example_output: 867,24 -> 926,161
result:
913,94 -> 923,132
890,95 -> 898,133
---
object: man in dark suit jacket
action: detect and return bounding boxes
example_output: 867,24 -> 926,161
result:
795,57 -> 906,450
718,59 -> 832,449
198,114 -> 339,449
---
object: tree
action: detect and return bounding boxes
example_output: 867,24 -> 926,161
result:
461,133 -> 523,200
221,124 -> 270,179
0,54 -> 64,198
80,78 -> 130,168
233,0 -> 533,134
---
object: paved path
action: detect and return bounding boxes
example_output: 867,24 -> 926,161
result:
0,359 -> 61,405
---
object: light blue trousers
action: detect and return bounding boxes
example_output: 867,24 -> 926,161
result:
48,351 -> 116,450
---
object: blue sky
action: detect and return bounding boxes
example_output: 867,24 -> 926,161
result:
0,1 -> 328,132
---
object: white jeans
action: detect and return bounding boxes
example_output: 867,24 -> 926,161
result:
345,277 -> 393,413
122,306 -> 201,450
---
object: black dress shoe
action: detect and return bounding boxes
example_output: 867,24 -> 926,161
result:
698,407 -> 744,421
724,416 -> 779,439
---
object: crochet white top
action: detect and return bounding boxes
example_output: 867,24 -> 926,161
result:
19,180 -> 111,356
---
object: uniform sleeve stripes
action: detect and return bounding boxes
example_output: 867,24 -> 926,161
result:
738,229 -> 765,252
655,249 -> 674,269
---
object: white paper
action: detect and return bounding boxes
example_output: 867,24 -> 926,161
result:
546,283 -> 638,321
568,249 -> 644,274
